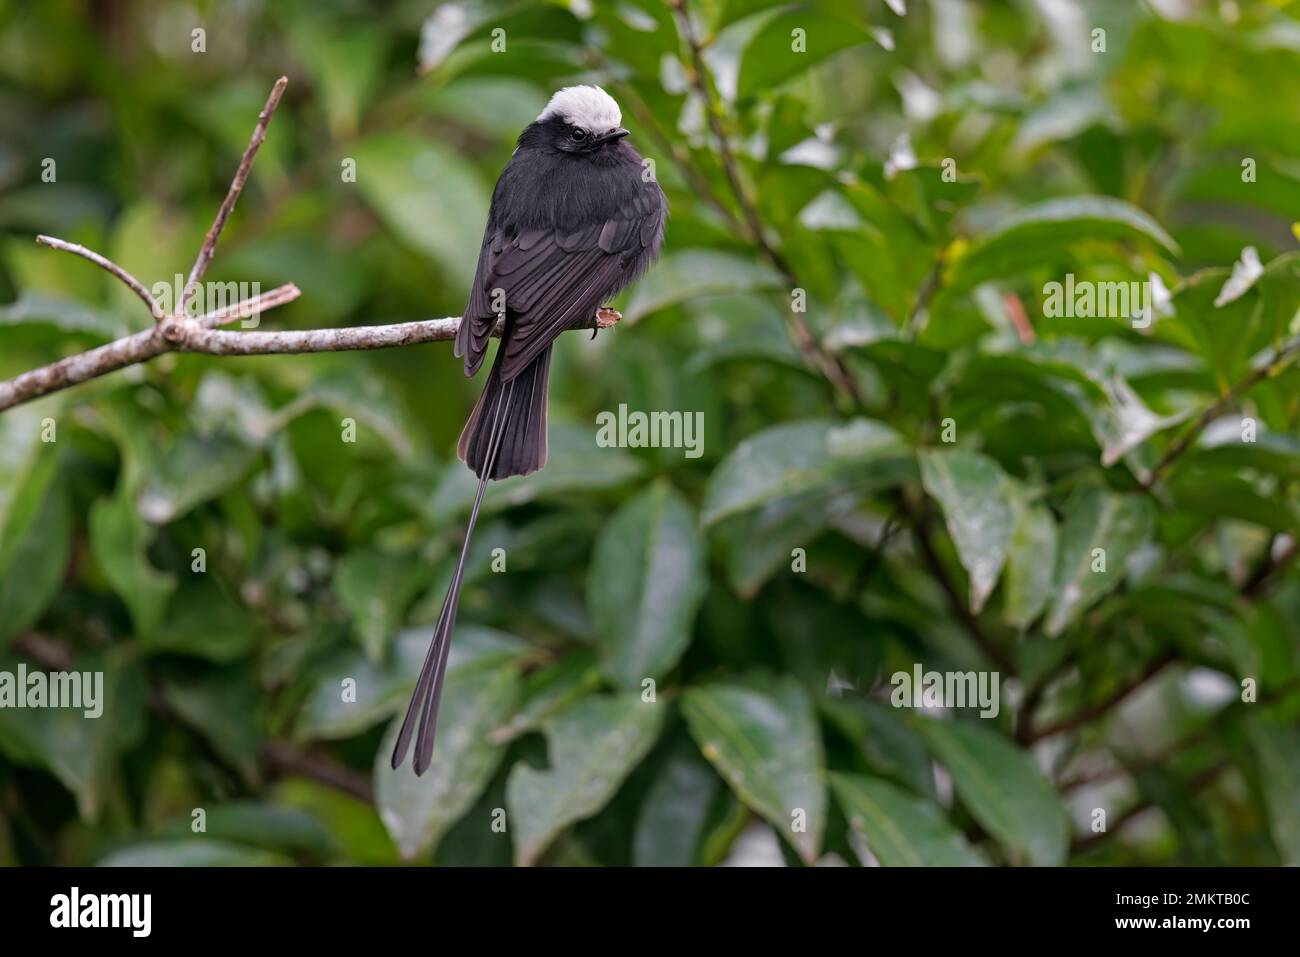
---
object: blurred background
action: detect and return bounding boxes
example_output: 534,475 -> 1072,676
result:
1,0 -> 1298,867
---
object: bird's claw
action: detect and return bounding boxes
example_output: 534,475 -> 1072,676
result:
592,306 -> 622,338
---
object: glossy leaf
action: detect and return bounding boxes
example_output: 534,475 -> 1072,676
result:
506,694 -> 666,866
375,655 -> 521,860
919,449 -> 1017,613
1044,483 -> 1155,636
682,678 -> 826,863
588,481 -> 706,688
918,719 -> 1068,866
831,773 -> 985,867
702,419 -> 911,526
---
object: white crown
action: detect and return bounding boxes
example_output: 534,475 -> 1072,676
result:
537,85 -> 622,132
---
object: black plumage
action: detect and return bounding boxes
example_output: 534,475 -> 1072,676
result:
392,87 -> 667,774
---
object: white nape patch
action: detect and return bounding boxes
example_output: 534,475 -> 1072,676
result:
537,85 -> 622,132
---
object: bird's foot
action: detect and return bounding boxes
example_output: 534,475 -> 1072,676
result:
591,306 -> 622,338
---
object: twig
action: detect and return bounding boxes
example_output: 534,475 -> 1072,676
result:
0,78 -> 603,415
1241,534 -> 1298,599
1058,674 -> 1300,793
195,282 -> 301,328
902,258 -> 944,341
181,76 -> 289,316
1070,759 -> 1230,852
668,0 -> 863,407
11,633 -> 74,670
0,277 -> 301,412
1022,651 -> 1176,743
12,631 -> 372,804
35,235 -> 162,319
260,740 -> 373,804
166,315 -> 499,355
1143,334 -> 1300,487
896,492 -> 1018,675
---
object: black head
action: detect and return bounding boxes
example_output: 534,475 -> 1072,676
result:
535,115 -> 630,154
516,85 -> 632,161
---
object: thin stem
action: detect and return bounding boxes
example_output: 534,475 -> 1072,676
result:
668,0 -> 864,407
35,235 -> 162,319
181,76 -> 289,315
1143,334 -> 1300,487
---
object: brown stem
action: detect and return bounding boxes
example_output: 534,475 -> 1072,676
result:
1143,334 -> 1300,487
181,76 -> 289,314
260,740 -> 373,804
896,492 -> 1018,676
668,0 -> 863,407
35,235 -> 163,319
1023,652 -> 1176,744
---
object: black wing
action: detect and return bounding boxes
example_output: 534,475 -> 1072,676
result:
456,186 -> 665,382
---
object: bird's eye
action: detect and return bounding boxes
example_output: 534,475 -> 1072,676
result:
570,127 -> 588,142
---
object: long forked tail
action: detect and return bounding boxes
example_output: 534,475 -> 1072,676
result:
390,379 -> 513,774
390,345 -> 553,774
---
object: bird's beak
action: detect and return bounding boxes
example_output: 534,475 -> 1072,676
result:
594,127 -> 631,145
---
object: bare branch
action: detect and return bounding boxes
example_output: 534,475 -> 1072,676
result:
181,75 -> 289,315
0,72 -> 611,416
0,308 -> 593,413
36,235 -> 162,319
165,315 -> 502,355
195,282 -> 301,328
261,740 -> 373,803
0,324 -> 170,412
0,277 -> 305,413
1022,651 -> 1176,743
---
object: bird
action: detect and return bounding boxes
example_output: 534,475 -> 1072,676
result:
391,85 -> 667,774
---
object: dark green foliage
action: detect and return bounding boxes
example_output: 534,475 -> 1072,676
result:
0,0 -> 1298,866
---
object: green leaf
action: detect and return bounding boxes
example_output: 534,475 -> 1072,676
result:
351,133 -> 490,287
488,649 -> 603,744
505,693 -> 665,865
1087,373 -> 1191,468
89,492 -> 176,636
155,801 -> 334,858
1189,429 -> 1300,482
1249,721 -> 1300,865
0,651 -> 147,821
375,655 -> 521,860
701,418 -> 911,526
831,773 -> 985,867
919,449 -> 1017,613
820,699 -> 936,799
0,448 -> 71,643
298,626 -> 522,741
139,579 -> 256,662
682,677 -> 826,863
161,669 -> 263,786
1003,498 -> 1057,629
335,549 -> 431,660
632,746 -> 720,867
713,485 -> 860,598
588,482 -> 707,689
0,292 -> 127,340
917,719 -> 1068,866
428,423 -> 644,521
625,250 -> 783,322
0,405 -> 44,532
948,196 -> 1180,292
98,840 -> 291,867
1044,483 -> 1155,636
736,11 -> 871,99
135,434 -> 260,524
